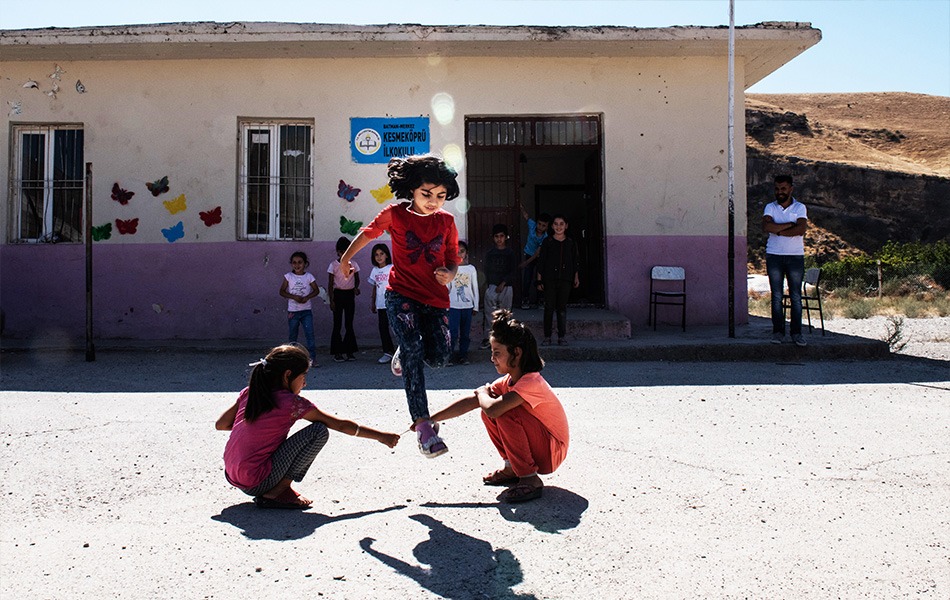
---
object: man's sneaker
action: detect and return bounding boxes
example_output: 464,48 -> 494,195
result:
334,354 -> 346,362
345,353 -> 356,362
416,420 -> 448,458
521,302 -> 530,310
390,347 -> 402,376
377,353 -> 392,365
792,334 -> 807,347
479,339 -> 490,349
771,332 -> 784,345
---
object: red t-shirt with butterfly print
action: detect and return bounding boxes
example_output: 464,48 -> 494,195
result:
361,202 -> 459,309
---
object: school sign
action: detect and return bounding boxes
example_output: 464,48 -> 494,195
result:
351,117 -> 430,163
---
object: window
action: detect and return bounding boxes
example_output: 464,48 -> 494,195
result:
11,124 -> 84,242
238,120 -> 313,240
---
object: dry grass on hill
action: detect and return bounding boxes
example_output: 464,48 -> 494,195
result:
746,92 -> 950,177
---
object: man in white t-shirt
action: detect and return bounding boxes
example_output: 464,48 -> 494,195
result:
762,175 -> 809,347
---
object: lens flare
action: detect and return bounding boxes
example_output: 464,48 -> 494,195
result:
431,92 -> 455,125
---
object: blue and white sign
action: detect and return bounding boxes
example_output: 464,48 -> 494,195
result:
351,117 -> 430,164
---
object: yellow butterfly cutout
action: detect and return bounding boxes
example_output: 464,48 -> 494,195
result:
163,194 -> 187,215
370,184 -> 394,204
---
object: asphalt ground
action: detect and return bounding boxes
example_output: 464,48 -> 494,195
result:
1,342 -> 948,599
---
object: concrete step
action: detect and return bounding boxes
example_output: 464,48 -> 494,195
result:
509,307 -> 631,340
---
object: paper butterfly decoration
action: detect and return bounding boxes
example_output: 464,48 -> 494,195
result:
111,183 -> 135,205
370,184 -> 394,204
405,231 -> 443,264
339,215 -> 363,236
337,180 -> 361,202
146,176 -> 170,197
162,221 -> 184,243
91,222 -> 112,241
163,194 -> 187,215
199,206 -> 222,227
115,218 -> 139,235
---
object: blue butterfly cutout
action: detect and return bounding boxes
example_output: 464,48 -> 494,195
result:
405,231 -> 443,264
337,179 -> 361,202
162,221 -> 184,243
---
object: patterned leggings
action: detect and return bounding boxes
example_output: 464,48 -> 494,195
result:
242,422 -> 329,497
385,290 -> 451,422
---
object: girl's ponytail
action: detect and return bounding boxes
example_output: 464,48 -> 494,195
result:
244,344 -> 311,422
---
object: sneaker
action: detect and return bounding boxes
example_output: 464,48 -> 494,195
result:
479,339 -> 490,349
521,302 -> 530,310
770,332 -> 784,345
333,354 -> 346,362
377,353 -> 392,365
416,420 -> 448,458
557,338 -> 569,346
390,347 -> 402,376
541,338 -> 552,346
345,353 -> 356,362
792,334 -> 807,347
458,357 -> 470,365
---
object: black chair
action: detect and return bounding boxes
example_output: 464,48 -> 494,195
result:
649,266 -> 686,331
783,267 -> 825,335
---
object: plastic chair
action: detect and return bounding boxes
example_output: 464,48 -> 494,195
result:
783,267 -> 825,335
649,266 -> 686,331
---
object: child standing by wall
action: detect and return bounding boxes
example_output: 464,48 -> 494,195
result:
367,243 -> 397,365
518,203 -> 550,309
216,344 -> 399,509
430,309 -> 569,503
279,251 -> 320,366
536,215 -> 580,346
338,154 -> 460,458
328,236 -> 360,362
447,240 -> 479,365
480,223 -> 518,348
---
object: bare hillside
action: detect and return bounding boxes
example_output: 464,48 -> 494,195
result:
747,92 -> 950,176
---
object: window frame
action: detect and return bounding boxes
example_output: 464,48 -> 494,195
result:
10,123 -> 85,243
237,119 -> 314,241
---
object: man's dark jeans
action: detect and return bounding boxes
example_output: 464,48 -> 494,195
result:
766,253 -> 805,335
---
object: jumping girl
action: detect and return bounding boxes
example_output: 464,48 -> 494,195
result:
338,154 -> 460,458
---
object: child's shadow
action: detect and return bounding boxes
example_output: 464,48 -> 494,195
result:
211,502 -> 406,541
361,514 -> 537,600
422,486 -> 588,534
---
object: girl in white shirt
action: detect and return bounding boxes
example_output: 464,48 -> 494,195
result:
447,241 -> 479,365
367,243 -> 397,364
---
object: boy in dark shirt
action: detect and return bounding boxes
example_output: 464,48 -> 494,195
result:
480,223 -> 518,348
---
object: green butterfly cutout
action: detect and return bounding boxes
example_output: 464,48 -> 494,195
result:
339,215 -> 363,235
92,222 -> 112,241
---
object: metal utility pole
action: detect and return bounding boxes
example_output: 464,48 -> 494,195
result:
727,0 -> 736,338
85,162 -> 95,361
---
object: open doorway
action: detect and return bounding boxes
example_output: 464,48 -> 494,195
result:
464,115 -> 604,306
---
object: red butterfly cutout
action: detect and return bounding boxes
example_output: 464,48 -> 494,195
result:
115,218 -> 139,235
199,206 -> 222,227
111,183 -> 135,205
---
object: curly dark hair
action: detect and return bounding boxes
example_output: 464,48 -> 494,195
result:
387,154 -> 460,201
489,309 -> 544,373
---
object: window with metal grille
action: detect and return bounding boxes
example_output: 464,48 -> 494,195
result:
466,116 -> 600,147
11,124 -> 84,243
238,120 -> 313,240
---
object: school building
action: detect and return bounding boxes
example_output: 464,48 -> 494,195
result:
0,22 -> 819,345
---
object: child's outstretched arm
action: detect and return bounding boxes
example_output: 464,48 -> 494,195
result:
215,401 -> 239,430
302,407 -> 400,448
339,232 -> 373,278
474,384 -> 525,419
429,394 -> 479,424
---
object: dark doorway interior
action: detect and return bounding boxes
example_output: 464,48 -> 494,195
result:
464,115 -> 604,306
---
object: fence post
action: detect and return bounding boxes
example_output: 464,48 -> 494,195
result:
877,259 -> 883,299
85,162 -> 95,362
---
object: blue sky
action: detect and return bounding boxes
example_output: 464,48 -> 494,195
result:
2,0 -> 947,96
